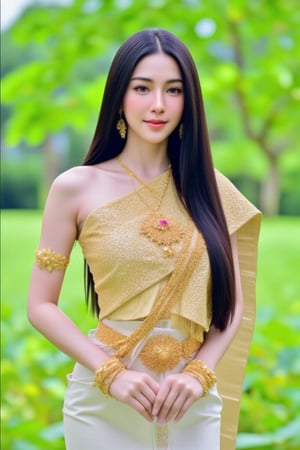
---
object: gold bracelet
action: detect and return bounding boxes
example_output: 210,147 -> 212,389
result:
35,248 -> 69,272
94,357 -> 125,397
182,359 -> 216,396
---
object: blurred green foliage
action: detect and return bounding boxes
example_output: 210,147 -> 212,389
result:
1,0 -> 300,214
1,154 -> 42,209
1,2 -> 300,446
1,211 -> 300,449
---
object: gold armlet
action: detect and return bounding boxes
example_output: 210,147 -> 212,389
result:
35,248 -> 69,272
182,359 -> 216,397
94,357 -> 125,397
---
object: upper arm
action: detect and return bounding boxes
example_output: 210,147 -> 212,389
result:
39,172 -> 79,253
27,170 -> 81,309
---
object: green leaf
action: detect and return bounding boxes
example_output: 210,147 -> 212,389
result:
40,422 -> 64,440
237,417 -> 300,448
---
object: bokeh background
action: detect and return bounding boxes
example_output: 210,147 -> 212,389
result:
1,1 -> 300,449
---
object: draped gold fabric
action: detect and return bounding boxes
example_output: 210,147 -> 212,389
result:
78,171 -> 211,338
78,169 -> 262,450
215,171 -> 262,450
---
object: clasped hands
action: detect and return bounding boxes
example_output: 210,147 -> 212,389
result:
109,368 -> 204,423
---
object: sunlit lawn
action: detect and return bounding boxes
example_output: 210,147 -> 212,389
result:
1,210 -> 300,449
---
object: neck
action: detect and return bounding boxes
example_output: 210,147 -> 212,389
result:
119,141 -> 169,179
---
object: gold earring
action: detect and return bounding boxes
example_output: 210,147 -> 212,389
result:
179,123 -> 183,140
116,110 -> 127,139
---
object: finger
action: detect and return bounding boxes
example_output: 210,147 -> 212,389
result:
162,392 -> 189,423
146,378 -> 160,397
110,370 -> 159,420
154,387 -> 181,423
156,391 -> 181,424
173,377 -> 204,423
172,395 -> 194,423
152,384 -> 171,417
135,390 -> 154,415
130,397 -> 154,422
141,384 -> 158,407
131,374 -> 160,409
154,374 -> 203,423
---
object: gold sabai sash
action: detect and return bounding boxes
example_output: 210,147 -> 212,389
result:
79,169 -> 262,450
78,171 -> 209,339
215,170 -> 262,450
109,220 -> 205,359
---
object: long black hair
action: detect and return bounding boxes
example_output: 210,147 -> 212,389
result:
83,29 -> 235,331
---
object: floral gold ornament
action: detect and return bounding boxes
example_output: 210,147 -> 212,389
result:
35,248 -> 69,272
116,110 -> 127,139
140,211 -> 185,256
140,334 -> 200,373
140,335 -> 182,373
117,157 -> 185,256
96,322 -> 201,374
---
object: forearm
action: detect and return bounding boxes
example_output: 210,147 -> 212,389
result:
28,302 -> 108,372
195,309 -> 242,371
196,232 -> 244,371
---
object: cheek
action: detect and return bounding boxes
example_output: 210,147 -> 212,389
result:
173,98 -> 184,119
123,94 -> 143,119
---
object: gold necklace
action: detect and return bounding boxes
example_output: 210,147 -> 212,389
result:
117,157 -> 185,257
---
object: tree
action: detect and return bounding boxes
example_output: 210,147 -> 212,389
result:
2,0 -> 300,214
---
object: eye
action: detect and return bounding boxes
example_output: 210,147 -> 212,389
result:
133,85 -> 149,93
167,87 -> 183,95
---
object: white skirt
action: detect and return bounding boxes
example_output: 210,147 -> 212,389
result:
63,320 -> 223,450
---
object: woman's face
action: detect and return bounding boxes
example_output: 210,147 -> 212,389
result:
122,52 -> 184,147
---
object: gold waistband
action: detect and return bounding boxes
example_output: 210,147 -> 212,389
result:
96,321 -> 201,374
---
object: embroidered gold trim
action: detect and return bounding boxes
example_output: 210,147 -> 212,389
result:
96,322 -> 201,374
35,248 -> 69,272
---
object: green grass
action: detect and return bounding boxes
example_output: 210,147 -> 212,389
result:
256,216 -> 300,314
1,210 -> 300,449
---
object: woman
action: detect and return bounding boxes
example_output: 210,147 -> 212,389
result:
28,29 -> 261,450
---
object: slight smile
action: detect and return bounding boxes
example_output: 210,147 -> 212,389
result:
144,120 -> 167,129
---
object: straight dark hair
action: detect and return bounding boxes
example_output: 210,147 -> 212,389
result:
82,29 -> 235,331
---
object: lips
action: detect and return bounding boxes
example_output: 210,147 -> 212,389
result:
144,119 -> 167,129
145,120 -> 167,124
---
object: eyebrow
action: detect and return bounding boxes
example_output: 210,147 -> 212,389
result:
130,77 -> 183,83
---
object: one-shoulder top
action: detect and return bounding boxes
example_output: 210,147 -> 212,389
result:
78,169 -> 260,335
78,168 -> 262,450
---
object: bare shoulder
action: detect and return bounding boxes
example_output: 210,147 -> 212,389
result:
43,166 -> 102,219
44,161 -> 126,231
50,166 -> 98,195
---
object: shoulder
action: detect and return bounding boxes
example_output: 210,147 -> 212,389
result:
49,166 -> 98,197
51,165 -> 98,187
44,166 -> 101,215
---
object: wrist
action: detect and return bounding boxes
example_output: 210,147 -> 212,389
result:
94,356 -> 125,397
181,359 -> 216,397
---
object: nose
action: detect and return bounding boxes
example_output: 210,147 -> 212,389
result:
150,89 -> 165,113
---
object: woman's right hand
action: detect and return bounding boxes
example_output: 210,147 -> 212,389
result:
109,369 -> 160,421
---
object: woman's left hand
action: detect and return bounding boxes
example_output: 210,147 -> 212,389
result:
152,373 -> 204,423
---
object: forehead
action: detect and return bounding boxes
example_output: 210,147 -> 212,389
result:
131,53 -> 182,80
